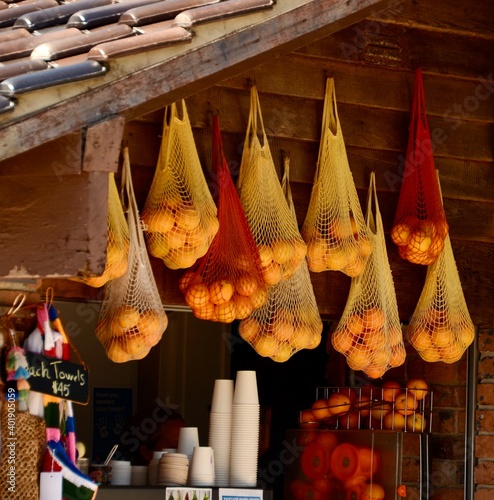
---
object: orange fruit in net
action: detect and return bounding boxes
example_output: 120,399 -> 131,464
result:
107,339 -> 131,363
254,335 -> 279,357
346,346 -> 372,371
125,332 -> 150,358
389,325 -> 404,347
234,253 -> 251,271
174,207 -> 201,231
272,319 -> 295,343
209,279 -> 235,305
334,217 -> 355,239
431,325 -> 455,348
346,313 -> 365,336
332,328 -> 355,354
185,283 -> 210,308
250,286 -> 268,309
391,220 -> 413,246
440,342 -> 464,363
235,274 -> 258,297
239,317 -> 261,343
262,262 -> 282,286
187,224 -> 208,247
258,244 -> 274,267
233,294 -> 254,320
362,306 -> 386,331
457,323 -> 475,348
419,346 -> 441,362
358,236 -> 372,258
142,208 -> 175,234
291,324 -> 313,350
138,310 -> 167,341
167,245 -> 198,269
364,363 -> 388,379
116,306 -> 140,329
272,342 -> 293,363
389,345 -> 406,367
325,244 -> 347,271
409,326 -> 433,350
271,239 -> 294,265
363,328 -> 387,351
370,348 -> 390,366
293,238 -> 307,261
179,270 -> 199,293
193,301 -> 215,321
345,254 -> 366,277
214,300 -> 236,323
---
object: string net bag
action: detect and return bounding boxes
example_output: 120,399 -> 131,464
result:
178,114 -> 267,323
391,68 -> 448,265
406,178 -> 475,363
301,77 -> 371,277
71,172 -> 129,287
96,147 -> 168,363
236,86 -> 307,287
141,100 -> 219,270
331,172 -> 406,379
239,155 -> 323,362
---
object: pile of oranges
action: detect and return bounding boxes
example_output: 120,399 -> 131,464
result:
100,305 -> 168,362
142,199 -> 219,269
407,308 -> 475,363
391,216 -> 448,265
238,312 -> 322,362
302,215 -> 371,277
257,238 -> 307,286
331,306 -> 406,378
179,268 -> 267,323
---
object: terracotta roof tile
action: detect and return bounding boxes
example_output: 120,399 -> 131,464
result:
0,0 -> 275,111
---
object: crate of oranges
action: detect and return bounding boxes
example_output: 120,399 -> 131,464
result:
299,380 -> 432,433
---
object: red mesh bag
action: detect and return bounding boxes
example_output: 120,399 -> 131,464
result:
179,114 -> 267,323
391,69 -> 448,265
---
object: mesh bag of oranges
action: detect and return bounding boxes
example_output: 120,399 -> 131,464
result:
406,213 -> 475,364
390,69 -> 448,265
95,148 -> 168,363
178,114 -> 267,323
141,100 -> 219,270
236,86 -> 307,286
331,172 -> 406,379
301,78 -> 371,277
71,173 -> 129,287
238,156 -> 323,362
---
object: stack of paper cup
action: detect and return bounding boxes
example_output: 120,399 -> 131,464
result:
109,460 -> 131,485
208,379 -> 234,487
230,370 -> 260,488
177,427 -> 200,463
131,465 -> 148,486
188,446 -> 215,486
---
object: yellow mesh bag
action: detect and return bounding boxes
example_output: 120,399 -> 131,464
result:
239,156 -> 323,362
71,173 -> 129,287
331,172 -> 406,379
95,148 -> 168,363
141,100 -> 219,270
406,184 -> 475,363
237,86 -> 307,286
301,78 -> 371,277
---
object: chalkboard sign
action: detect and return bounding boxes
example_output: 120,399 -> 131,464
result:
25,351 -> 89,404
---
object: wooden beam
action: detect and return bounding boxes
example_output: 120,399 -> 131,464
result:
0,0 -> 393,161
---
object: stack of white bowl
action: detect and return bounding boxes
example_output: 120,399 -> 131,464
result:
109,460 -> 131,486
131,465 -> 148,486
208,379 -> 234,487
229,370 -> 260,488
157,453 -> 189,486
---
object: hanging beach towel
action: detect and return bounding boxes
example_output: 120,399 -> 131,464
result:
301,78 -> 371,277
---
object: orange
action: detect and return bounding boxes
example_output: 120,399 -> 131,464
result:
233,294 -> 254,319
389,345 -> 406,367
441,343 -> 464,364
391,220 -> 413,246
254,335 -> 279,357
389,325 -> 404,347
167,245 -> 198,269
346,313 -> 365,336
257,244 -> 274,266
431,325 -> 455,348
311,398 -> 332,420
383,410 -> 406,431
362,306 -> 386,331
235,274 -> 258,297
292,238 -> 307,261
116,306 -> 140,329
137,310 -> 166,337
194,302 -> 215,321
358,236 -> 372,258
209,279 -> 235,305
250,286 -> 268,309
409,326 -> 433,350
307,239 -> 327,272
272,342 -> 292,363
165,225 -> 188,249
363,328 -> 387,351
406,414 -> 427,432
174,207 -> 200,231
420,347 -> 441,362
409,229 -> 432,253
364,363 -> 387,379
456,323 -> 475,348
356,446 -> 379,478
338,411 -> 360,430
334,217 -> 354,239
299,410 -> 319,429
345,255 -> 366,277
370,348 -> 390,366
234,253 -> 251,271
261,262 -> 282,286
394,392 -> 418,416
142,208 -> 175,233
370,402 -> 392,420
325,245 -> 347,271
272,319 -> 295,342
125,332 -> 150,358
239,317 -> 261,342
291,324 -> 314,350
362,483 -> 385,500
185,283 -> 210,308
346,346 -> 371,371
271,239 -> 294,265
207,216 -> 220,238
331,328 -> 355,354
187,223 -> 208,247
178,270 -> 199,293
405,378 -> 429,402
382,380 -> 402,402
109,317 -> 127,337
327,392 -> 351,415
214,300 -> 236,323
107,340 -> 131,363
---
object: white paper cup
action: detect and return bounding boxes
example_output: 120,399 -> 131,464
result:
189,446 -> 215,486
233,370 -> 259,405
211,379 -> 234,413
177,427 -> 200,458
